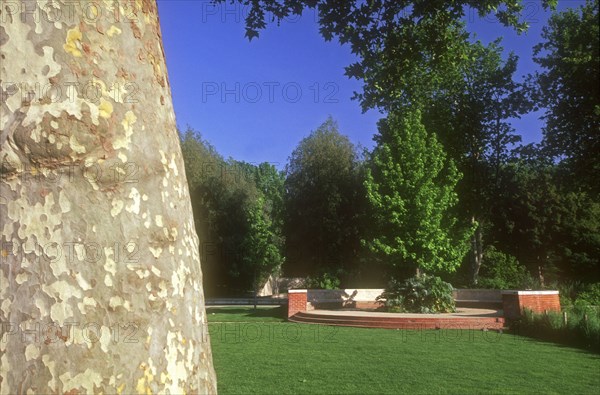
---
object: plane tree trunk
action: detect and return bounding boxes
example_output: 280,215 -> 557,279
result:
1,1 -> 217,393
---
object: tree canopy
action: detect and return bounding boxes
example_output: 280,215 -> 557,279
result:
284,118 -> 365,281
216,0 -> 557,111
531,0 -> 600,194
363,108 -> 473,276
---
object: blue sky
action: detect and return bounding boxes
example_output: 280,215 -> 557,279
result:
156,1 -> 586,168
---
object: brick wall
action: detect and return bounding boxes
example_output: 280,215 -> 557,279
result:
502,291 -> 561,320
288,290 -> 307,318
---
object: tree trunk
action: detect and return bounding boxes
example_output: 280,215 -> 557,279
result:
538,264 -> 545,288
470,216 -> 483,285
0,1 -> 217,394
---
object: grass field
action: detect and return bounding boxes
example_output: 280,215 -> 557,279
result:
206,306 -> 600,395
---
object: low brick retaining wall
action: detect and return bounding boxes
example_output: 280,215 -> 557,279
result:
502,290 -> 561,320
290,288 -> 504,315
289,288 -> 561,321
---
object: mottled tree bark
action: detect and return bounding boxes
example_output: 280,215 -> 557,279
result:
0,1 -> 216,393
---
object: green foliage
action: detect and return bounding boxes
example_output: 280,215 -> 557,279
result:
574,283 -> 600,309
489,157 -> 600,283
215,1 -> 556,111
425,40 -> 526,164
531,0 -> 600,194
363,108 -> 473,275
378,274 -> 456,314
304,272 -> 341,290
284,117 -> 365,280
420,39 -> 530,285
552,280 -> 585,308
544,281 -> 600,311
477,246 -> 535,289
241,195 -> 285,289
180,128 -> 285,295
514,307 -> 600,353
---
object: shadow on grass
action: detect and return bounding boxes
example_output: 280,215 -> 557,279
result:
508,324 -> 600,354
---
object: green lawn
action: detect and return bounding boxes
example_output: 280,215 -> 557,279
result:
206,307 -> 600,395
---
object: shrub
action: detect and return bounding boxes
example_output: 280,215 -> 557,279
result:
574,283 -> 600,309
477,246 -> 535,289
513,307 -> 600,353
378,274 -> 455,313
549,281 -> 600,309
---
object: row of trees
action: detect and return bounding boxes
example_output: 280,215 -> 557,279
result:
183,1 -> 599,295
181,131 -> 285,295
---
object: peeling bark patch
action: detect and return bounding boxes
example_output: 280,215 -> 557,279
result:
69,135 -> 87,154
113,111 -> 137,150
107,26 -> 122,37
111,198 -> 124,217
149,246 -> 162,259
99,98 -> 114,119
42,280 -> 83,302
58,191 -> 71,213
50,301 -> 74,326
59,369 -> 102,394
63,26 -> 83,57
24,344 -> 40,361
77,296 -> 97,314
0,25 -> 8,46
7,190 -> 62,247
103,247 -> 117,275
126,187 -> 141,214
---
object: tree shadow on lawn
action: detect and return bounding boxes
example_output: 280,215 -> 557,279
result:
507,325 -> 600,354
206,306 -> 287,321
